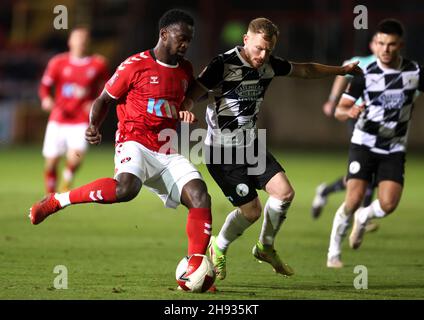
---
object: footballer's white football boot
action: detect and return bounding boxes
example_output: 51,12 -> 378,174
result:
349,210 -> 368,249
311,183 -> 328,219
326,255 -> 344,268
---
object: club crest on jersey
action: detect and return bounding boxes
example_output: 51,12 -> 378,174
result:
147,98 -> 178,119
150,76 -> 159,84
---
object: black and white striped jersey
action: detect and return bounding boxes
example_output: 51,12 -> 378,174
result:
197,46 -> 292,147
342,58 -> 424,154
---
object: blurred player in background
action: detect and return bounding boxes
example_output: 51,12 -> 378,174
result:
184,17 -> 362,280
326,19 -> 424,268
39,27 -> 109,193
311,35 -> 379,232
30,10 -> 213,269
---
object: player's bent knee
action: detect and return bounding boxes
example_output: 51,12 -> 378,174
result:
379,200 -> 397,215
116,180 -> 141,202
240,200 -> 262,222
283,188 -> 295,202
344,197 -> 362,214
270,187 -> 295,202
190,190 -> 211,208
181,180 -> 211,208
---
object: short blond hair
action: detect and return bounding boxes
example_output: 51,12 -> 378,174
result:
248,18 -> 279,41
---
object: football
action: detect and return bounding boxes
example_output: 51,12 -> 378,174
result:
176,254 -> 216,293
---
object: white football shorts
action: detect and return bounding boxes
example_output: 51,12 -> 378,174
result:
114,140 -> 203,208
42,121 -> 89,158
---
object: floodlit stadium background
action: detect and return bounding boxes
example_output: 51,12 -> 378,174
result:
0,0 -> 423,149
0,0 -> 423,301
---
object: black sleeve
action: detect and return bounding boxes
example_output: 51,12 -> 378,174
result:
197,55 -> 224,90
269,55 -> 292,76
418,65 -> 424,92
343,74 -> 365,100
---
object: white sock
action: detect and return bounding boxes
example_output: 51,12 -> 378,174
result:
216,209 -> 252,252
54,192 -> 71,207
357,199 -> 386,224
328,202 -> 351,259
63,168 -> 74,183
259,196 -> 291,246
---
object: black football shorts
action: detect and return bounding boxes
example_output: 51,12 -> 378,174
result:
205,143 -> 284,207
346,143 -> 405,186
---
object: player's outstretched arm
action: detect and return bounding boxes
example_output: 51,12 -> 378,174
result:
86,90 -> 117,145
322,76 -> 350,117
334,97 -> 364,122
289,61 -> 362,79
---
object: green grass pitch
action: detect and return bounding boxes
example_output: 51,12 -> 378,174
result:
1,146 -> 423,300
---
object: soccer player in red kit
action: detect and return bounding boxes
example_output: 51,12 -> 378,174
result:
30,10 -> 212,261
39,27 -> 109,193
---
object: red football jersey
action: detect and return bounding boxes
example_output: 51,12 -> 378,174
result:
39,53 -> 109,124
105,50 -> 194,153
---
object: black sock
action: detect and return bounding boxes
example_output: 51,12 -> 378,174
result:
322,177 -> 346,196
363,186 -> 374,207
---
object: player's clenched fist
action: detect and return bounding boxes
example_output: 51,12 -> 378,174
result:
85,125 -> 102,145
179,110 -> 197,124
342,61 -> 363,76
348,103 -> 365,119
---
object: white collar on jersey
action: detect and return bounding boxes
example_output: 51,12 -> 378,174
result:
69,55 -> 92,66
376,56 -> 403,72
156,59 -> 179,68
235,46 -> 253,68
145,50 -> 179,68
235,46 -> 266,73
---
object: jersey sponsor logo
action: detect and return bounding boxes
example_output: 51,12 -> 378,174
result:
349,161 -> 361,174
62,83 -> 88,98
150,76 -> 159,84
235,183 -> 249,197
147,98 -> 178,119
235,84 -> 264,100
378,92 -> 406,109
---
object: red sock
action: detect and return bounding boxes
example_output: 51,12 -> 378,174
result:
45,169 -> 57,193
69,178 -> 117,204
186,208 -> 212,255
